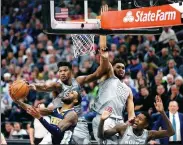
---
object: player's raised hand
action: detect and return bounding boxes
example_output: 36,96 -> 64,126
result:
99,4 -> 108,51
27,106 -> 41,119
154,95 -> 164,113
101,106 -> 112,120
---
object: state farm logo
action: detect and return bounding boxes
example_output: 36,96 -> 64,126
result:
123,11 -> 134,22
123,10 -> 176,23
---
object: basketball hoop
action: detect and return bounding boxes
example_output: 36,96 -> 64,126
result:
71,34 -> 95,58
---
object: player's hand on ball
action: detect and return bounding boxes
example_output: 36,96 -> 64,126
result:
29,84 -> 36,91
27,106 -> 41,119
101,106 -> 112,120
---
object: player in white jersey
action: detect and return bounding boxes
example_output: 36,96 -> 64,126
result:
98,96 -> 175,144
91,5 -> 135,144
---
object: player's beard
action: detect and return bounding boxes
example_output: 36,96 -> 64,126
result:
114,71 -> 124,80
62,97 -> 72,105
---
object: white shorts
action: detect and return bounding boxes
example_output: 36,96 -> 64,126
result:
92,115 -> 124,144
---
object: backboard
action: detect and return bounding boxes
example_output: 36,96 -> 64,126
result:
42,0 -> 182,35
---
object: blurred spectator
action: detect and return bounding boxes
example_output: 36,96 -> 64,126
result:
156,85 -> 167,108
165,74 -> 175,93
166,85 -> 183,113
126,55 -> 142,79
175,76 -> 183,95
163,59 -> 178,76
172,46 -> 183,68
12,122 -> 27,139
4,122 -> 14,139
144,47 -> 160,68
159,27 -> 178,44
159,48 -> 172,67
134,86 -> 154,113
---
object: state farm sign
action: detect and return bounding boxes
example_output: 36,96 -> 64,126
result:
123,10 -> 176,23
101,2 -> 183,29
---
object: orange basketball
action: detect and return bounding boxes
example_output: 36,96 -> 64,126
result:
9,80 -> 29,100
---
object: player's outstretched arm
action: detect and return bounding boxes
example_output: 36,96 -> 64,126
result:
29,82 -> 62,92
127,90 -> 135,120
98,107 -> 127,139
76,5 -> 111,85
147,96 -> 175,141
27,107 -> 64,137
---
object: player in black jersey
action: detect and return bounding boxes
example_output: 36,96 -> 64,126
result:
13,90 -> 81,144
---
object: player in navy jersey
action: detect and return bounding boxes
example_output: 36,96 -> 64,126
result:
12,90 -> 81,144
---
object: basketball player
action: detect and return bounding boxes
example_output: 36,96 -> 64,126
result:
98,96 -> 175,144
12,90 -> 81,144
88,5 -> 135,144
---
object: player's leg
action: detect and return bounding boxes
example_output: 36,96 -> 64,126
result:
72,118 -> 91,144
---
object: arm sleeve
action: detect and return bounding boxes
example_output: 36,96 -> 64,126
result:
39,117 -> 63,137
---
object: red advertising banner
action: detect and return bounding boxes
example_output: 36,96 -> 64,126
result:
101,3 -> 183,29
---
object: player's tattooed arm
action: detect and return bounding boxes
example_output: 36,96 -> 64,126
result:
147,96 -> 175,141
15,100 -> 53,116
58,111 -> 78,131
14,100 -> 32,111
29,82 -> 62,92
39,108 -> 53,116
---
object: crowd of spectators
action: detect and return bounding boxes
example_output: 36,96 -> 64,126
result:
1,0 -> 183,142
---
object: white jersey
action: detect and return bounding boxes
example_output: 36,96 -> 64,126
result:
92,76 -> 130,119
120,126 -> 148,144
52,78 -> 81,110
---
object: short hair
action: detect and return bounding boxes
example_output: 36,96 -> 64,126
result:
169,100 -> 179,107
74,92 -> 82,106
141,111 -> 152,129
112,58 -> 125,66
57,61 -> 72,70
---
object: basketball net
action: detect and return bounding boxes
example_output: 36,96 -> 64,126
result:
71,34 -> 95,58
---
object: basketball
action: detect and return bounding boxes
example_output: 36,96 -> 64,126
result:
9,80 -> 30,100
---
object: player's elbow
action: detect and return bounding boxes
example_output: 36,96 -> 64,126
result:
166,129 -> 175,137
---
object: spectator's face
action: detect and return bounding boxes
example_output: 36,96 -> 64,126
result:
130,44 -> 136,52
167,76 -> 174,84
157,85 -> 165,95
113,63 -> 125,79
161,48 -> 168,56
155,76 -> 162,85
5,123 -> 13,132
14,123 -> 21,131
168,60 -> 175,68
111,44 -> 117,52
169,68 -> 176,76
168,101 -> 179,114
58,66 -> 72,82
171,85 -> 178,95
140,88 -> 149,97
131,59 -> 138,65
148,50 -> 154,56
175,79 -> 183,87
172,49 -> 179,57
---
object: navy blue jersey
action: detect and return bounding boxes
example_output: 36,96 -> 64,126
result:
48,108 -> 76,144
